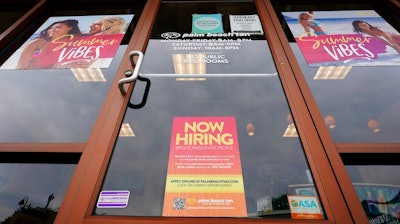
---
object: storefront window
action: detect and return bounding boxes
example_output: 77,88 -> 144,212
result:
0,163 -> 76,223
272,1 -> 400,222
0,7 -> 142,142
94,1 -> 326,220
272,1 -> 400,143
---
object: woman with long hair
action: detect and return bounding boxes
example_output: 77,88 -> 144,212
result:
17,19 -> 82,69
298,11 -> 326,36
352,20 -> 400,54
88,16 -> 126,35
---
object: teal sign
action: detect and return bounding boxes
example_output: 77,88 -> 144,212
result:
192,14 -> 223,34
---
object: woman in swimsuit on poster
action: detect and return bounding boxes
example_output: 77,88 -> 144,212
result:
298,11 -> 327,36
88,16 -> 127,35
17,19 -> 82,69
352,20 -> 400,55
56,16 -> 127,68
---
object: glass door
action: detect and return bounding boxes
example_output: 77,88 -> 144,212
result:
0,3 -> 143,143
93,1 -> 328,220
0,1 -> 146,223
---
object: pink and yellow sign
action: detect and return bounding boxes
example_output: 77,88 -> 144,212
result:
282,10 -> 400,66
294,34 -> 386,64
162,116 -> 247,217
0,14 -> 134,70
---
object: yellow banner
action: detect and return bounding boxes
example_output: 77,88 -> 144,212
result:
165,175 -> 245,193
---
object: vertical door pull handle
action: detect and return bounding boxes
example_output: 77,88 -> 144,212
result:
118,51 -> 144,95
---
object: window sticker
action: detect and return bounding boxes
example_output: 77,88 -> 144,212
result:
162,116 -> 247,217
97,190 -> 130,208
282,10 -> 400,66
229,15 -> 263,35
192,14 -> 224,34
1,14 -> 134,70
287,195 -> 323,219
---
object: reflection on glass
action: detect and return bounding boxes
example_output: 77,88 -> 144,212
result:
95,77 -> 325,219
95,1 -> 325,219
313,66 -> 352,80
324,115 -> 336,129
346,165 -> 400,223
289,43 -> 400,142
119,123 -> 135,137
70,68 -> 106,82
173,54 -> 206,74
283,114 -> 299,137
0,6 -> 142,142
368,119 -> 381,133
0,47 -> 125,142
273,2 -> 400,143
246,122 -> 255,136
0,163 -> 75,223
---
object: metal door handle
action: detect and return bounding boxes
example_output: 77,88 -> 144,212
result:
118,51 -> 144,95
128,76 -> 151,109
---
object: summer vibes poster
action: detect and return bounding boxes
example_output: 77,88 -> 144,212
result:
162,116 -> 247,217
282,10 -> 400,66
0,14 -> 134,70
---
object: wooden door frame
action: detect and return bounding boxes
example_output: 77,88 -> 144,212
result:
261,0 -> 400,223
258,0 -> 358,223
3,0 -> 398,223
53,0 -> 354,223
53,0 -> 160,223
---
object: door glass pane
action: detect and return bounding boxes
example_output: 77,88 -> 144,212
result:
0,163 -> 76,223
346,165 -> 400,223
95,1 -> 326,219
0,6 -> 143,142
272,1 -> 400,143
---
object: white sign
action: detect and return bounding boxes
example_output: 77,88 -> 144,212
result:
229,15 -> 263,35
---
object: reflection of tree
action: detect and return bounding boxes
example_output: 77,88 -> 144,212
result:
45,194 -> 55,209
18,196 -> 29,209
1,193 -> 57,224
361,191 -> 400,220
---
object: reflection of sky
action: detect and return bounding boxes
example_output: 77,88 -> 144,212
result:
141,39 -> 277,75
0,164 -> 75,221
346,165 -> 400,186
96,74 -> 314,216
0,46 -> 127,142
290,43 -> 400,142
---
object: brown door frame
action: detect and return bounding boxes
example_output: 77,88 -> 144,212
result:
54,0 -> 354,223
261,0 -> 400,223
259,0 -> 357,223
53,0 -> 160,223
5,0 -> 399,223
